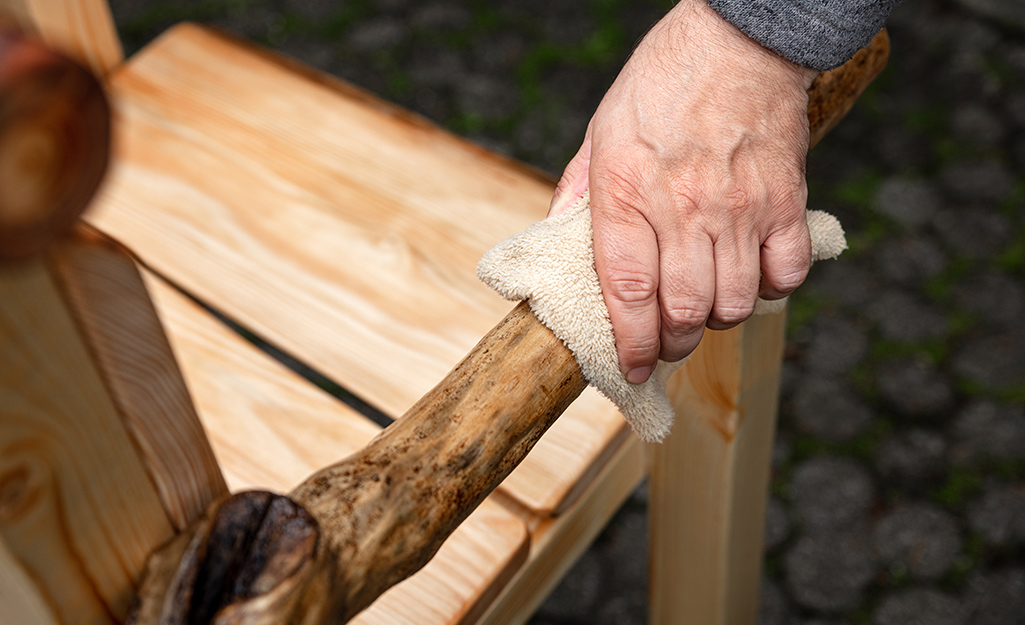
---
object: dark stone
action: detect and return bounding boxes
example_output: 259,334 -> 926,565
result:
535,550 -> 602,620
410,2 -> 473,30
951,0 -> 1025,32
804,260 -> 879,307
933,206 -> 1014,259
765,497 -> 792,552
950,400 -> 1025,462
799,316 -> 869,375
873,503 -> 962,579
594,589 -> 647,625
953,328 -> 1025,390
939,161 -> 1016,205
876,429 -> 948,488
455,74 -> 520,120
950,103 -> 1007,147
967,568 -> 1025,625
865,290 -> 948,342
952,271 -> 1025,328
346,17 -> 408,51
876,356 -> 955,419
282,0 -> 341,21
792,376 -> 874,441
1006,90 -> 1025,130
872,588 -> 968,625
759,579 -> 798,625
471,33 -> 527,73
873,178 -> 942,230
409,47 -> 467,88
773,434 -> 794,470
600,509 -> 648,590
872,237 -> 947,287
874,126 -> 934,172
968,482 -> 1025,545
791,457 -> 875,530
784,528 -> 875,612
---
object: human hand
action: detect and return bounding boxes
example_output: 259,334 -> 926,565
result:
549,0 -> 818,384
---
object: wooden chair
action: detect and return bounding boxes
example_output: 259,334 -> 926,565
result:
0,2 -> 888,623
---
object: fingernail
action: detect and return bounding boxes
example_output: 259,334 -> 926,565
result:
626,366 -> 653,385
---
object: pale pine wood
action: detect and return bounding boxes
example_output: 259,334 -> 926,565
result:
0,254 -> 175,625
144,272 -> 530,625
0,0 -> 122,75
86,23 -> 628,515
648,310 -> 788,625
477,435 -> 648,625
48,227 -> 228,531
0,537 -> 59,625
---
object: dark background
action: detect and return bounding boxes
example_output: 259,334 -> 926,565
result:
107,1 -> 1025,623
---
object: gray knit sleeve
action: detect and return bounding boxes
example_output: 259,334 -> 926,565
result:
705,0 -> 900,71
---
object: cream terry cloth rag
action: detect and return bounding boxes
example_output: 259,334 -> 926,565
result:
477,193 -> 846,442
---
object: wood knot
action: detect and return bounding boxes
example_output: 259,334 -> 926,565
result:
0,464 -> 38,522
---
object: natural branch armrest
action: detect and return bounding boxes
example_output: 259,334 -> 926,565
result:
131,301 -> 584,625
128,30 -> 888,625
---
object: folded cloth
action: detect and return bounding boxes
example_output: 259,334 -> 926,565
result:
477,193 -> 845,442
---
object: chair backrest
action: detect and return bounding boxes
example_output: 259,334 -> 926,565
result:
0,12 -> 229,624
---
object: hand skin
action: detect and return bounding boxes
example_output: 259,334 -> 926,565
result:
549,0 -> 819,384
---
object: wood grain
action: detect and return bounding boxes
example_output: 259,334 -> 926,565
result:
648,311 -> 788,625
48,227 -> 228,531
0,253 -> 174,625
86,23 -> 628,516
144,271 -> 530,625
0,0 -> 123,76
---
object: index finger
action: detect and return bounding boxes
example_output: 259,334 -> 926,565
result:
590,175 -> 661,384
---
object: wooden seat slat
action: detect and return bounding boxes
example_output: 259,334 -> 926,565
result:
88,23 -> 628,515
144,271 -> 529,625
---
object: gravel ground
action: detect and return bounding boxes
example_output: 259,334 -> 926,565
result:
107,1 -> 1025,623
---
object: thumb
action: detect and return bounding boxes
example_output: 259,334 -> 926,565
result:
549,130 -> 592,217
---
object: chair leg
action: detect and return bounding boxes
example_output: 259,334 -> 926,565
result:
648,309 -> 787,625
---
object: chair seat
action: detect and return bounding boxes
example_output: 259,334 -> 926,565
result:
87,23 -> 630,518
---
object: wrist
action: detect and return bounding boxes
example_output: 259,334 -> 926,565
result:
661,0 -> 818,91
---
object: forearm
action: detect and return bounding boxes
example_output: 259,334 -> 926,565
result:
705,0 -> 900,70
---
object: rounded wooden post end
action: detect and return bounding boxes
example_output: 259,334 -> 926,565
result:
0,28 -> 111,260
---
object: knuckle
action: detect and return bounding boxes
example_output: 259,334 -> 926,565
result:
768,265 -> 810,295
618,335 -> 660,362
768,177 -> 808,213
661,299 -> 710,334
605,270 -> 658,304
713,302 -> 755,325
723,185 -> 755,213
